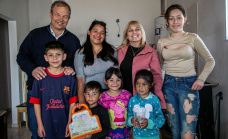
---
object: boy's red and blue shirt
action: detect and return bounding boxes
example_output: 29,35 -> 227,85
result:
29,68 -> 77,138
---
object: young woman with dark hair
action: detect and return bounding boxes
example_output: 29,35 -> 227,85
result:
74,20 -> 118,104
157,4 -> 215,139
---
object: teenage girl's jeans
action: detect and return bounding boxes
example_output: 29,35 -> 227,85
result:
162,74 -> 199,139
27,90 -> 41,139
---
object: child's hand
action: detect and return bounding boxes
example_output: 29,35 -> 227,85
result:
37,124 -> 46,137
75,103 -> 87,110
75,103 -> 81,108
139,118 -> 148,128
65,124 -> 70,137
75,103 -> 83,109
131,117 -> 139,128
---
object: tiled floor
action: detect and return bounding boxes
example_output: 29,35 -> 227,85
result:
8,124 -> 31,139
7,112 -> 31,139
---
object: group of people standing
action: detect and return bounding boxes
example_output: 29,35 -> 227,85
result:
17,1 -> 215,139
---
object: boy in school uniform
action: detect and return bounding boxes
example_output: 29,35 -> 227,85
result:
78,81 -> 110,139
29,41 -> 77,139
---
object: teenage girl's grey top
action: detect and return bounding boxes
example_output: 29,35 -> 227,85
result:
74,49 -> 117,89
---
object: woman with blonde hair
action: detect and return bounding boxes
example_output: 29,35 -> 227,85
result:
118,20 -> 166,110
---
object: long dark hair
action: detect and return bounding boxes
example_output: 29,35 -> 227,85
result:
79,20 -> 118,67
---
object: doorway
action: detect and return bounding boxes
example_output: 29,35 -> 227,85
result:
0,13 -> 20,127
0,17 -> 11,110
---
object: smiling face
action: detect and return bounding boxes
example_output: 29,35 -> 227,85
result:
49,5 -> 70,34
105,74 -> 122,92
166,9 -> 187,33
127,24 -> 142,47
88,24 -> 105,46
44,49 -> 66,69
84,88 -> 101,108
135,78 -> 152,99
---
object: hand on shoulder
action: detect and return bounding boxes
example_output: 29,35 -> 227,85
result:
64,66 -> 75,75
32,67 -> 46,80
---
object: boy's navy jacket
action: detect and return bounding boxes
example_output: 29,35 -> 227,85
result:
17,25 -> 80,90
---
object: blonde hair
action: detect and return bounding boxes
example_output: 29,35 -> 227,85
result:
121,20 -> 146,47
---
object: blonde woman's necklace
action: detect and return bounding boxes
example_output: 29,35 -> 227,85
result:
130,46 -> 142,56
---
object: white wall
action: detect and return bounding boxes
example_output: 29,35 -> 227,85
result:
168,0 -> 228,138
0,0 -> 30,46
29,0 -> 161,46
167,0 -> 197,9
29,0 -> 52,30
198,0 -> 228,138
68,0 -> 160,46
